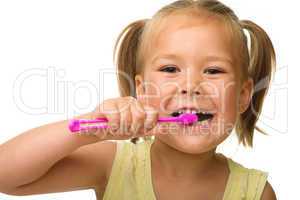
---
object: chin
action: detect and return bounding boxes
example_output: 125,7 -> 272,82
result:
155,114 -> 232,154
158,133 -> 218,154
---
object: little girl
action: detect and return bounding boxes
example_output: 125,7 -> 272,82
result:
0,0 -> 277,199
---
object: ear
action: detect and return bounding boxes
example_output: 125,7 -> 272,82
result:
135,74 -> 145,97
239,78 -> 254,114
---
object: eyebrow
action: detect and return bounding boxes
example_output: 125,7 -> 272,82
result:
151,53 -> 233,65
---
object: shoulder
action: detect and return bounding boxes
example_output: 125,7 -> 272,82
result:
227,157 -> 276,200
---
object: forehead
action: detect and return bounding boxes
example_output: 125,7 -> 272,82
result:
147,14 -> 234,64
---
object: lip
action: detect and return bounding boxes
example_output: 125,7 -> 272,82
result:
179,113 -> 216,131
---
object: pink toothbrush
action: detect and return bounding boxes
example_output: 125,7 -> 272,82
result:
68,113 -> 199,133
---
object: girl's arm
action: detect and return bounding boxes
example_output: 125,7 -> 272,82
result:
0,112 -> 115,195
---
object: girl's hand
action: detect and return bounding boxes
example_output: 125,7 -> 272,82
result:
82,96 -> 160,141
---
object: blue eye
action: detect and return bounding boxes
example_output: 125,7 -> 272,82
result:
159,65 -> 179,73
204,67 -> 224,74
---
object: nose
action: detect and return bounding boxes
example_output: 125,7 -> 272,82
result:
180,88 -> 200,96
180,69 -> 202,96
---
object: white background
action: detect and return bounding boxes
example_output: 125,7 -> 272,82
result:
0,0 -> 297,199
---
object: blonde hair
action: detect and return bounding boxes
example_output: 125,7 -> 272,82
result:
113,0 -> 276,147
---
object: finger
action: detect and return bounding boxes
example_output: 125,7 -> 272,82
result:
143,105 -> 159,134
117,99 -> 132,136
130,99 -> 146,136
100,100 -> 120,135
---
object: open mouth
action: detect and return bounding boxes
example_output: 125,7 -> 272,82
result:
170,110 -> 215,123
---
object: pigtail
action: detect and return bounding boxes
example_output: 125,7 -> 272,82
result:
113,19 -> 148,144
113,19 -> 147,98
236,20 -> 276,147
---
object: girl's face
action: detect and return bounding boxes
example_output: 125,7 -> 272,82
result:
135,14 -> 252,154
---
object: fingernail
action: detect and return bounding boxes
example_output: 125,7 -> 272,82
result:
145,124 -> 154,131
110,123 -> 119,131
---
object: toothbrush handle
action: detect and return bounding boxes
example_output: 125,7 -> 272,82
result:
68,118 -> 108,132
68,116 -> 180,133
95,117 -> 180,123
82,118 -> 108,123
157,116 -> 181,123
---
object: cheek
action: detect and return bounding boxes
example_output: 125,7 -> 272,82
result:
142,75 -> 179,114
217,81 -> 239,133
139,76 -> 170,114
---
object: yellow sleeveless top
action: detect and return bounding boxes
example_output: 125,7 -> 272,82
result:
102,139 -> 268,200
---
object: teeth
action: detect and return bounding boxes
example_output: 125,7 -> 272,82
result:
197,118 -> 210,127
178,109 -> 193,114
176,109 -> 212,114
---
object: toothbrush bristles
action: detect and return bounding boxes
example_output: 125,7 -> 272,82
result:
170,112 -> 214,122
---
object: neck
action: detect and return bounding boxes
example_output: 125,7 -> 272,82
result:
150,138 -> 222,181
